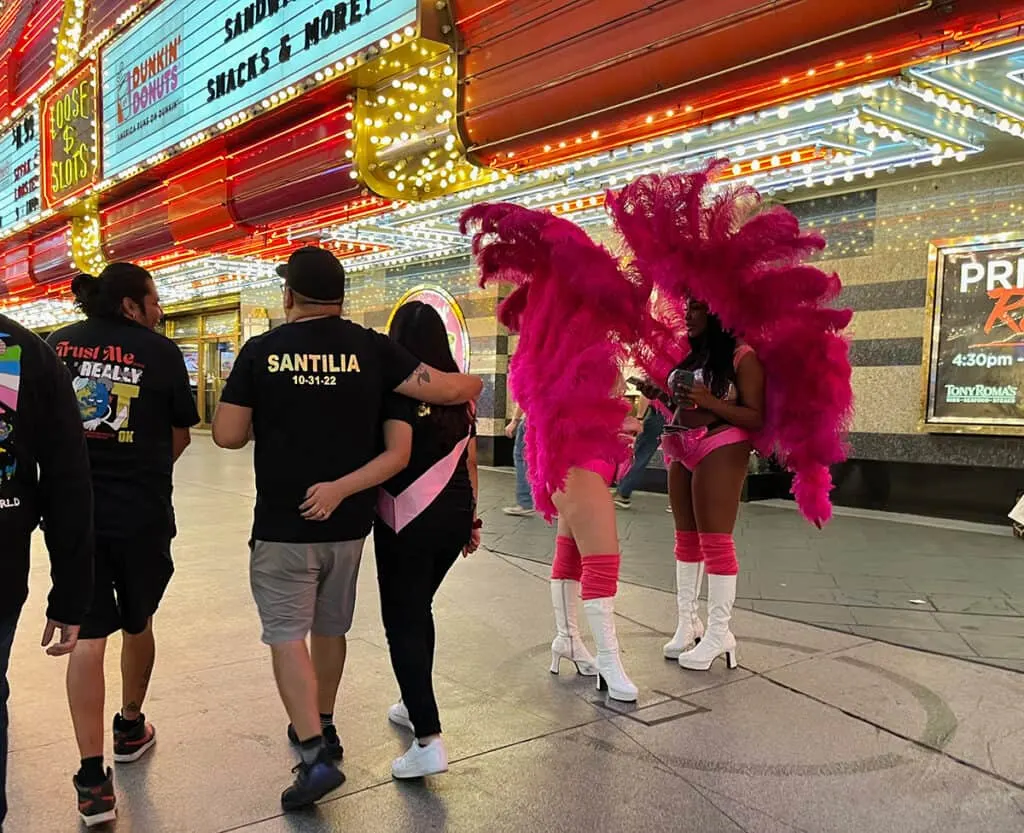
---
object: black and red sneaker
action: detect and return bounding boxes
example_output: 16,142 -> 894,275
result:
113,713 -> 156,763
74,768 -> 116,828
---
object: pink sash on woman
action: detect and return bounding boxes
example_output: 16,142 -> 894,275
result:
376,433 -> 472,533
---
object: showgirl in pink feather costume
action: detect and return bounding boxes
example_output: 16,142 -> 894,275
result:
460,202 -> 645,703
606,160 -> 854,672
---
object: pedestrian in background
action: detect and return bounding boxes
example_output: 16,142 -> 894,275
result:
612,396 -> 665,509
0,314 -> 94,832
503,401 -> 534,517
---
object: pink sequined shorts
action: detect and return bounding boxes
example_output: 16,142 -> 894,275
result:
662,427 -> 749,472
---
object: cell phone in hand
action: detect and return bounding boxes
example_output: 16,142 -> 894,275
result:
668,368 -> 696,395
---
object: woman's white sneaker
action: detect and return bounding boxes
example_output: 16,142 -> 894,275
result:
387,701 -> 414,732
391,738 -> 448,779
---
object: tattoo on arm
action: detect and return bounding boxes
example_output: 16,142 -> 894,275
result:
410,364 -> 431,386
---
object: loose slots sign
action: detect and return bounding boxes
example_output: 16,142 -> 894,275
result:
41,63 -> 99,207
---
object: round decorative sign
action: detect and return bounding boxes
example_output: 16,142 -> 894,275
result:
388,286 -> 471,372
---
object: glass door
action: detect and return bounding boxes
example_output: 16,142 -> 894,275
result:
165,309 -> 239,428
202,340 -> 236,424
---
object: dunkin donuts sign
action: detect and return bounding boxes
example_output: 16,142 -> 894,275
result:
115,35 -> 183,126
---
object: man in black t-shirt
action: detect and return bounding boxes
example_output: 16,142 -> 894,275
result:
0,314 -> 94,832
213,247 -> 482,810
48,263 -> 199,828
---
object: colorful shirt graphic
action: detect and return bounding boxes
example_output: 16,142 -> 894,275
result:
47,317 -> 199,539
0,332 -> 21,486
53,342 -> 143,443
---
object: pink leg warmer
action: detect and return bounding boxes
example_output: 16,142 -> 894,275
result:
580,554 -> 621,600
551,536 -> 582,581
700,533 -> 739,576
674,530 -> 703,563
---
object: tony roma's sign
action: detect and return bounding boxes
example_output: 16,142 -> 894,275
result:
41,63 -> 100,207
100,0 -> 419,178
922,236 -> 1024,434
0,106 -> 42,232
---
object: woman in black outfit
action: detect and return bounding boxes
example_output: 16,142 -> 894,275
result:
374,302 -> 480,780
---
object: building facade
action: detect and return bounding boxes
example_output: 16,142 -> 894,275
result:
1,0 -> 1022,520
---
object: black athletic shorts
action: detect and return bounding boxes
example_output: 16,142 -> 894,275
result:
79,533 -> 175,640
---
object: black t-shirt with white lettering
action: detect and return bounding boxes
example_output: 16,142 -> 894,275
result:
220,317 -> 420,544
48,318 -> 200,540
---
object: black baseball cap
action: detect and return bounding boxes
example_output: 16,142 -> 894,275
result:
276,246 -> 346,303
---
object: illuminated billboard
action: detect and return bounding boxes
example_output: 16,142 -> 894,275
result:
41,63 -> 100,208
100,0 -> 419,178
921,234 -> 1024,435
0,106 -> 42,234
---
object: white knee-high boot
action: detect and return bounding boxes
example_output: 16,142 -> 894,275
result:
677,574 -> 738,671
583,597 -> 638,702
663,561 -> 705,658
550,580 -> 598,676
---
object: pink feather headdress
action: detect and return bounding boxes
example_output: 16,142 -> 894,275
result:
606,160 -> 854,526
460,202 -> 648,520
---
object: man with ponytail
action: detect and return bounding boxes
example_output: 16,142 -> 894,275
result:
47,263 -> 199,828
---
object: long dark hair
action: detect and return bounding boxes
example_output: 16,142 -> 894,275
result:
389,301 -> 473,446
71,263 -> 153,320
680,311 -> 738,398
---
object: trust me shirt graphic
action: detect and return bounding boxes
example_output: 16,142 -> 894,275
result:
48,318 -> 198,539
56,343 -> 144,443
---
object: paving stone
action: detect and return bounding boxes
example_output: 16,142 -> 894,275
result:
848,627 -> 978,657
850,608 -> 944,631
927,595 -> 1021,615
934,613 -> 1024,637
751,600 -> 857,625
960,634 -> 1024,660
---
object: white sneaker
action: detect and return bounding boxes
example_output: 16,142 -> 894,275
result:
502,505 -> 535,517
391,738 -> 448,779
387,701 -> 414,732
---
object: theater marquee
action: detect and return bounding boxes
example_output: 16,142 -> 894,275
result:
100,0 -> 419,178
921,234 -> 1024,435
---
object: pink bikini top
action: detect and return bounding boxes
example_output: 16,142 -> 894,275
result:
691,344 -> 754,402
720,344 -> 754,402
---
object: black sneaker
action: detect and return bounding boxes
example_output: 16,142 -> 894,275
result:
281,750 -> 346,811
113,713 -> 156,762
287,723 -> 344,761
74,768 -> 116,828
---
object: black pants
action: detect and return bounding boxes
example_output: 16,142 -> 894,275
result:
374,513 -> 470,739
0,608 -> 19,830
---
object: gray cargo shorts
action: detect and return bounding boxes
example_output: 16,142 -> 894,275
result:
250,539 -> 364,645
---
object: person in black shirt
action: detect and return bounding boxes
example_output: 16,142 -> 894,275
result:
0,314 -> 94,832
375,302 -> 481,780
48,263 -> 200,827
212,247 -> 482,810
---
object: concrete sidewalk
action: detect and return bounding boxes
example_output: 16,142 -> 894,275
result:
4,440 -> 1023,832
481,470 -> 1024,673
